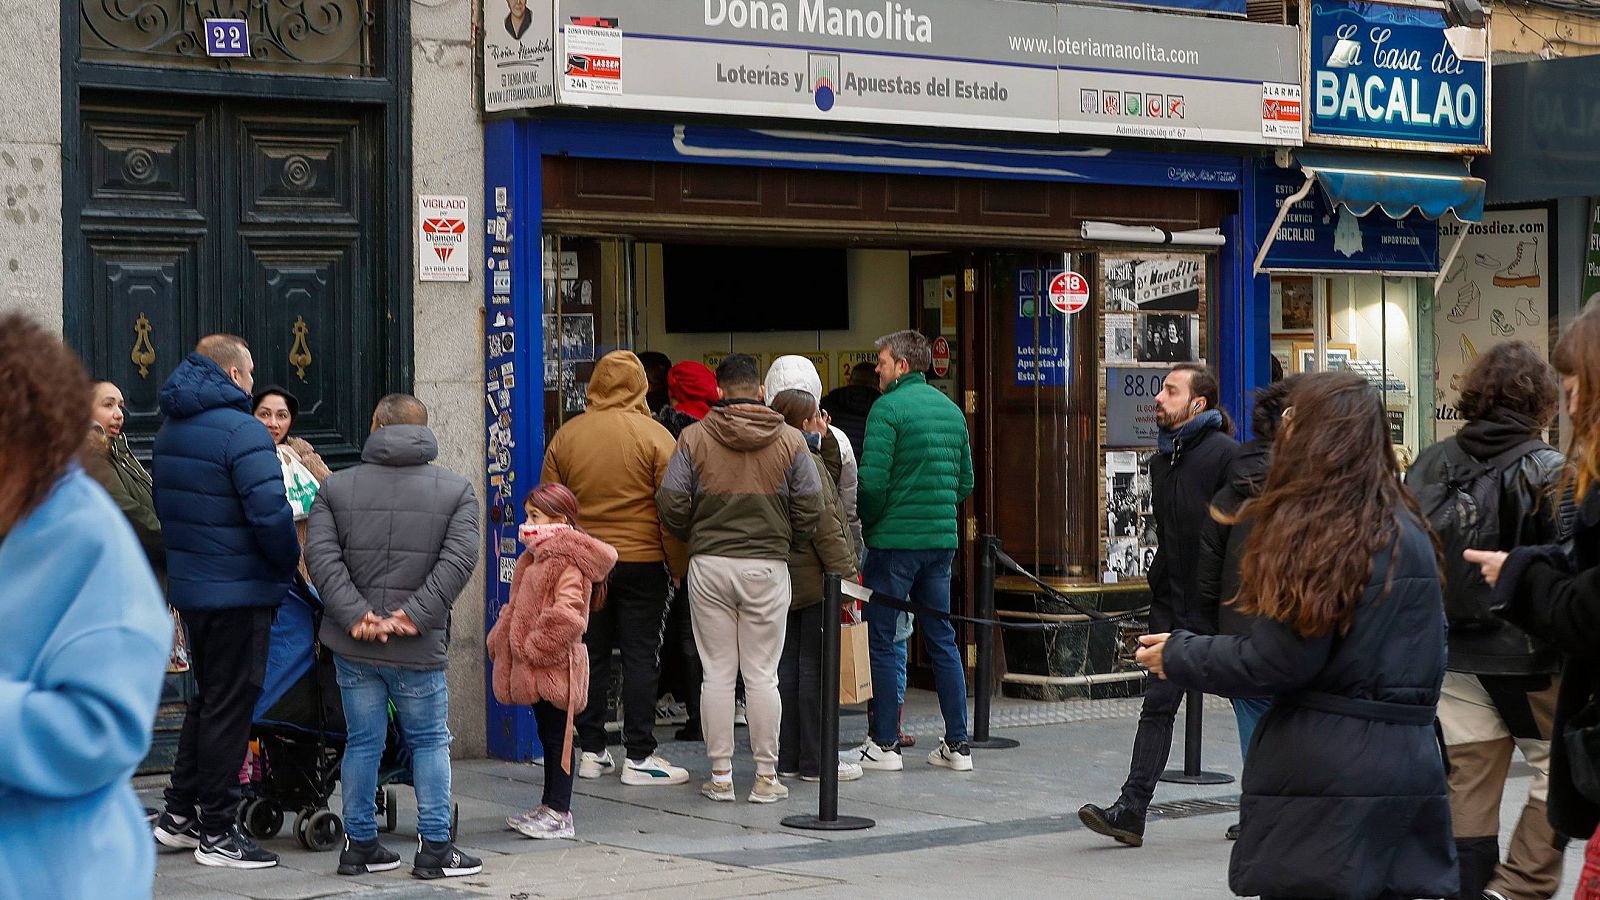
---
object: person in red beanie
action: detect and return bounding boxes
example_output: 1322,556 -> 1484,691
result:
655,361 -> 718,439
653,359 -> 720,739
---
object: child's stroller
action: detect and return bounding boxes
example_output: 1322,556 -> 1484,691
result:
238,579 -> 456,851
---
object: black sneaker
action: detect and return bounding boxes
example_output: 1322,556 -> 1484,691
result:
412,837 -> 482,879
1078,802 -> 1146,848
1225,821 -> 1241,841
153,810 -> 201,850
338,836 -> 402,875
194,825 -> 279,869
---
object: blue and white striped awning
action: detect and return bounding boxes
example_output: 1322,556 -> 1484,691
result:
1296,150 -> 1485,223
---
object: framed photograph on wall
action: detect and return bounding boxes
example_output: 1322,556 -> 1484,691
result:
1293,341 -> 1356,373
1271,277 -> 1317,333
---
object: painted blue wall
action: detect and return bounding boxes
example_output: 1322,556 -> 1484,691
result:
484,119 -> 547,762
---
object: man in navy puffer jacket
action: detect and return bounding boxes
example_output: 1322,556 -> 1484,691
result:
150,335 -> 299,871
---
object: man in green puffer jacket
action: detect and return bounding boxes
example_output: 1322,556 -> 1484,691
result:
849,330 -> 976,776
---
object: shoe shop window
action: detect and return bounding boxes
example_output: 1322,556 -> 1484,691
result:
1432,207 -> 1553,445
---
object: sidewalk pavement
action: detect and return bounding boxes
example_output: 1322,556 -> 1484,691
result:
143,689 -> 1583,899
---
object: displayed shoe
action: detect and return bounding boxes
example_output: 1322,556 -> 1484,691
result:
927,739 -> 974,772
734,699 -> 749,727
1447,281 -> 1480,323
510,807 -> 575,840
1442,257 -> 1467,284
1078,802 -> 1146,848
1493,238 -> 1541,288
848,740 -> 903,772
337,836 -> 401,875
577,749 -> 616,780
1461,333 -> 1479,365
1225,822 -> 1241,841
412,837 -> 483,879
1490,309 -> 1514,336
194,825 -> 279,869
749,774 -> 790,804
1517,295 -> 1542,326
655,696 -> 689,727
621,754 -> 690,786
1473,252 -> 1502,269
802,760 -> 864,783
153,810 -> 201,851
701,778 -> 736,802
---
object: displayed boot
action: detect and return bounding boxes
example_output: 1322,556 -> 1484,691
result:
1517,295 -> 1542,327
1447,281 -> 1481,323
1493,238 -> 1541,288
1490,309 -> 1514,336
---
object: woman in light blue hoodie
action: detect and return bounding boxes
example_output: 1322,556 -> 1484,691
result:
0,313 -> 170,900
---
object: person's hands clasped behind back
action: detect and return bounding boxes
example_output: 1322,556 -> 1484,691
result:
349,609 -> 420,642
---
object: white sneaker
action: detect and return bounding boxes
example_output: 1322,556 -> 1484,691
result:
847,740 -> 903,772
701,778 -> 735,802
802,760 -> 864,783
928,739 -> 974,772
621,754 -> 690,786
577,750 -> 616,780
734,699 -> 748,727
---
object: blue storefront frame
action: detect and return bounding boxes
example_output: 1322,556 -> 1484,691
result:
482,117 -> 1273,760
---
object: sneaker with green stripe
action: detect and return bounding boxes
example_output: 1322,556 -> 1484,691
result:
621,754 -> 689,786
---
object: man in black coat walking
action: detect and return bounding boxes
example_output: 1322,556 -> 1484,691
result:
1080,363 -> 1238,846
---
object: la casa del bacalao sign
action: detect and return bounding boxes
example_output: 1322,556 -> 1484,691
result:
1305,0 -> 1489,151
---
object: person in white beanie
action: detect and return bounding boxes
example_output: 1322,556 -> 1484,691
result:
763,356 -> 862,557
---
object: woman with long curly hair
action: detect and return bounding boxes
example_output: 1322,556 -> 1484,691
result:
1136,371 -> 1456,900
1469,304 -> 1600,900
0,313 -> 172,898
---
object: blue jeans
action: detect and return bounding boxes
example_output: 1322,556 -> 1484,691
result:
864,548 -> 967,746
334,657 -> 453,843
1232,697 -> 1271,761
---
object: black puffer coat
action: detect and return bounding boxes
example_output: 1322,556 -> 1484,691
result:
1195,438 -> 1270,637
1406,410 -> 1567,676
1494,487 -> 1600,839
1163,516 -> 1457,900
1148,418 -> 1237,633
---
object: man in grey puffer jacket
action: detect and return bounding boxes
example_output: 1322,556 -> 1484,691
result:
304,394 -> 480,880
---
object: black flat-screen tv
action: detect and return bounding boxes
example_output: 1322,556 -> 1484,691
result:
663,244 -> 849,333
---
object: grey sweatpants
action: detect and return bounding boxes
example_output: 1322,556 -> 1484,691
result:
688,554 -> 792,776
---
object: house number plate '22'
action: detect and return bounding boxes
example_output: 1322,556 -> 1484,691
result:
204,19 -> 250,58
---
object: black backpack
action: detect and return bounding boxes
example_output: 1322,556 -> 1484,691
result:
1413,438 -> 1544,631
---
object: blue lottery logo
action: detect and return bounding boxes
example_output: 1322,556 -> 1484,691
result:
814,81 -> 835,112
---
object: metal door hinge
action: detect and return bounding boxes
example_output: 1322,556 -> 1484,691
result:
963,268 -> 977,291
964,390 -> 978,415
966,516 -> 978,541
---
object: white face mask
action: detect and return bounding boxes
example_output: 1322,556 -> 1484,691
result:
519,521 -> 571,547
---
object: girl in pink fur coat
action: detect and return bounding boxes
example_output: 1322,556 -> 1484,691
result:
487,483 -> 617,839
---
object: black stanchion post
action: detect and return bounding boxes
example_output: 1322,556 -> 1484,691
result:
1158,689 -> 1234,785
784,574 -> 875,831
969,535 -> 1019,750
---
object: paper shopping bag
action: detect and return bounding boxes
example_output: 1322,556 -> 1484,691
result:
839,620 -> 874,705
